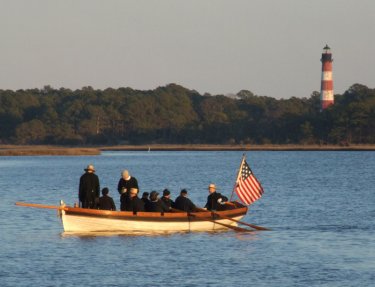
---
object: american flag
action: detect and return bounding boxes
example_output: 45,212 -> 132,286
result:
235,159 -> 264,205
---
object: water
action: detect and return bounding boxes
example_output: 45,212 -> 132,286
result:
0,151 -> 374,286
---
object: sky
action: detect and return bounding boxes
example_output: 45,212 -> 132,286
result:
0,0 -> 374,99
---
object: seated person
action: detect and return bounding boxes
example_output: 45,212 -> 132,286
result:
160,189 -> 174,210
98,187 -> 116,211
144,191 -> 169,212
121,188 -> 144,212
141,192 -> 150,204
174,189 -> 196,212
204,183 -> 228,211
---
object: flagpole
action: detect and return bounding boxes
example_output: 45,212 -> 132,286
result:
230,153 -> 246,201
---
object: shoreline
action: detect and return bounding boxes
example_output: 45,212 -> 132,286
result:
0,145 -> 101,156
100,144 -> 375,151
1,144 -> 375,156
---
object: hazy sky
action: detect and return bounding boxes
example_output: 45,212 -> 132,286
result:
1,0 -> 374,99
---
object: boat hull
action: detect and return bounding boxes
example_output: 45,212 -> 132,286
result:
60,205 -> 248,234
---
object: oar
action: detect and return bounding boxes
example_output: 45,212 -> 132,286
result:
171,208 -> 252,232
196,207 -> 271,231
213,212 -> 270,231
189,212 -> 252,232
15,202 -> 67,210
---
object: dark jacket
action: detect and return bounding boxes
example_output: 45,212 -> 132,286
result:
204,192 -> 228,211
121,195 -> 144,212
79,172 -> 100,209
145,199 -> 169,212
142,197 -> 150,205
161,196 -> 174,210
117,177 -> 138,194
174,195 -> 196,212
98,195 -> 116,211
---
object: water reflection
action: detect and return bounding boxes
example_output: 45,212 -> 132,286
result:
60,228 -> 256,238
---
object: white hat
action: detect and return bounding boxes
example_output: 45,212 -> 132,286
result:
84,164 -> 95,172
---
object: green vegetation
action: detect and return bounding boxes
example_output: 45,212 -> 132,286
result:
0,83 -> 374,145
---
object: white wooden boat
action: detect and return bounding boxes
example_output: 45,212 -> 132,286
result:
16,201 -> 249,234
15,155 -> 272,234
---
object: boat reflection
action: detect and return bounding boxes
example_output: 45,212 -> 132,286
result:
60,228 -> 254,238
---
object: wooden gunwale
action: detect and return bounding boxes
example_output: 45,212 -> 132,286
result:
63,205 -> 248,222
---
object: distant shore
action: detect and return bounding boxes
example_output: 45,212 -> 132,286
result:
1,144 -> 375,156
101,144 -> 375,151
0,145 -> 101,156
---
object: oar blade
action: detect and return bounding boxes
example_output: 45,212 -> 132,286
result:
197,207 -> 271,231
214,221 -> 253,232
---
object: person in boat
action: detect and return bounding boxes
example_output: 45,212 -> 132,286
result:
141,192 -> 150,204
121,188 -> 144,212
144,191 -> 169,212
160,189 -> 174,210
204,183 -> 228,211
98,187 -> 116,211
117,170 -> 138,195
79,164 -> 100,209
174,189 -> 196,212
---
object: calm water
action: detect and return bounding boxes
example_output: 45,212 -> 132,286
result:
0,151 -> 374,287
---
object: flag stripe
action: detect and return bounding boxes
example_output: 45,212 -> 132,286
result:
242,180 -> 256,202
238,185 -> 252,203
244,179 -> 257,202
235,159 -> 264,205
249,175 -> 261,190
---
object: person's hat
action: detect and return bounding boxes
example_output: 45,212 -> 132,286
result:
84,164 -> 95,172
150,190 -> 159,197
150,190 -> 159,200
163,189 -> 170,196
208,183 -> 216,189
180,189 -> 188,195
142,192 -> 149,197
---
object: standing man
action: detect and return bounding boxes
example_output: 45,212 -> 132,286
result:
117,170 -> 138,195
79,164 -> 100,209
204,183 -> 228,211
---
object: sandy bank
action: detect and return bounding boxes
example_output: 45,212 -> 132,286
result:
1,144 -> 375,156
0,145 -> 100,156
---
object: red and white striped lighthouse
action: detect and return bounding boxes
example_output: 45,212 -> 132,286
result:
320,44 -> 334,110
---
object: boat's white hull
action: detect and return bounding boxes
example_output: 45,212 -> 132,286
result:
61,210 -> 245,234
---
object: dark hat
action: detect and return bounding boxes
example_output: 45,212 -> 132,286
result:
150,190 -> 159,201
163,189 -> 170,196
142,192 -> 149,198
150,190 -> 159,197
101,187 -> 109,195
180,189 -> 188,195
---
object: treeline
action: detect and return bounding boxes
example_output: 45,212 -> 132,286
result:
0,83 -> 374,145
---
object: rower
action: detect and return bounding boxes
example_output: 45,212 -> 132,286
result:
174,189 -> 196,212
144,191 -> 169,212
98,187 -> 116,211
204,183 -> 228,211
160,189 -> 174,210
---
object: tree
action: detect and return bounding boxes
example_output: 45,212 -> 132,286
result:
15,120 -> 46,144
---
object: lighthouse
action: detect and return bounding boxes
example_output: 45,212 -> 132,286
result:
320,44 -> 334,110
